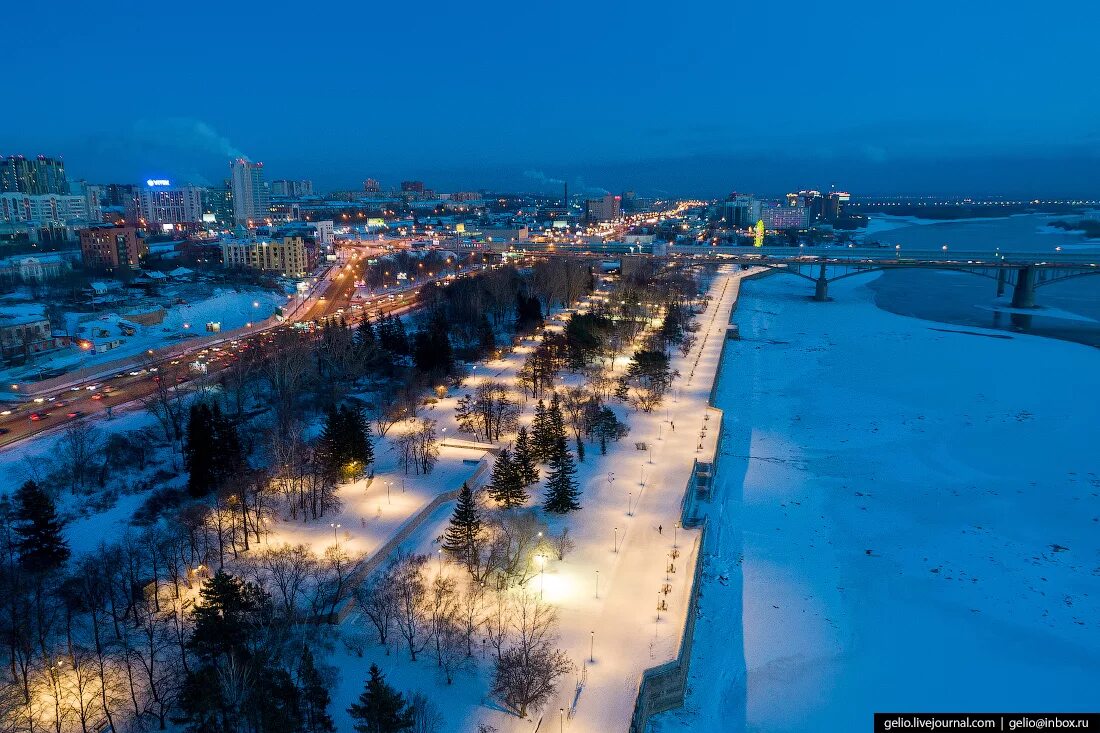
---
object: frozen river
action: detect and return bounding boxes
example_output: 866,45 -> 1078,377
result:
655,272 -> 1100,731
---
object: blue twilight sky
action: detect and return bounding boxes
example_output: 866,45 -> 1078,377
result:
3,0 -> 1098,197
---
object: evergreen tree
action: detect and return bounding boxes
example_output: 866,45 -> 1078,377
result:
477,312 -> 496,357
441,483 -> 482,569
319,405 -> 375,481
357,316 -> 377,351
530,399 -> 551,462
187,569 -> 269,661
547,393 -> 567,457
184,402 -> 218,497
412,310 -> 453,375
512,427 -> 539,486
347,664 -> 414,733
13,480 -> 70,573
211,403 -> 244,484
543,437 -> 580,513
486,449 -> 527,508
299,645 -> 336,733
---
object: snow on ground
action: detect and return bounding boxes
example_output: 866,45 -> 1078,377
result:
655,273 -> 1100,732
324,268 -> 750,733
264,439 -> 490,558
0,286 -> 287,384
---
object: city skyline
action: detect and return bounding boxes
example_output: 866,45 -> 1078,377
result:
4,0 -> 1098,197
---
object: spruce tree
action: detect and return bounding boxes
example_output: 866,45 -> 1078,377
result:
13,480 -> 70,573
547,393 -> 567,455
184,403 -> 218,497
357,317 -> 377,350
319,405 -> 375,482
211,403 -> 244,484
512,427 -> 539,486
477,313 -> 495,357
347,664 -> 414,733
530,399 -> 551,462
543,437 -> 581,514
442,483 -> 482,570
486,449 -> 527,508
299,645 -> 336,733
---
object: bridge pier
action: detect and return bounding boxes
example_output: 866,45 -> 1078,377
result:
996,268 -> 1006,297
1010,266 -> 1037,309
813,263 -> 829,301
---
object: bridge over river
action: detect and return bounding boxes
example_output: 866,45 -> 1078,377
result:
665,245 -> 1100,308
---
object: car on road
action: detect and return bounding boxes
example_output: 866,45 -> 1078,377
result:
29,412 -> 49,421
67,411 -> 84,419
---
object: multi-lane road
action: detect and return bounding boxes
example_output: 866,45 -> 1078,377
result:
0,249 -> 481,449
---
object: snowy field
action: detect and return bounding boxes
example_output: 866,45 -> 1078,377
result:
655,274 -> 1100,731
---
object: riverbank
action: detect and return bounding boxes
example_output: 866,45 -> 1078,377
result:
654,272 -> 1100,731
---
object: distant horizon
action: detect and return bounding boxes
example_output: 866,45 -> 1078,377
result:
5,148 -> 1098,203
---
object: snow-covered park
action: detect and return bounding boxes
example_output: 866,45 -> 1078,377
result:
655,273 -> 1100,731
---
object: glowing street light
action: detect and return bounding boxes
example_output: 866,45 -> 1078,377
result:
330,522 -> 341,547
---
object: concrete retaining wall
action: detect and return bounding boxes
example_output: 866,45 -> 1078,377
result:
629,519 -> 708,732
334,460 -> 490,622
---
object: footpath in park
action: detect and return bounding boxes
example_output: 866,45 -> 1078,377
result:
552,265 -> 755,733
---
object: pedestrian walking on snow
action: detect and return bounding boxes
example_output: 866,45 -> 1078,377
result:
658,525 -> 663,535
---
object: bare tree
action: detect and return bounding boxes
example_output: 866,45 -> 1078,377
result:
407,690 -> 444,733
454,382 -> 520,442
257,544 -> 316,624
491,593 -> 572,718
356,561 -> 399,648
393,553 -> 430,661
58,419 -> 101,493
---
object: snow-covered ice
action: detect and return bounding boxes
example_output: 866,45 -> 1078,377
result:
655,273 -> 1100,732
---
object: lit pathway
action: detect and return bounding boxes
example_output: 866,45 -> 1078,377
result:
537,265 -> 758,733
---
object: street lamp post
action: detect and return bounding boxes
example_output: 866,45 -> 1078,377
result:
330,523 -> 341,548
590,631 -> 595,663
674,521 -> 680,549
628,492 -> 632,516
538,554 -> 546,599
595,570 -> 599,599
613,527 -> 618,553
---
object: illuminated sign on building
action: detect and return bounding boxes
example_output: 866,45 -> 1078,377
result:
146,179 -> 171,187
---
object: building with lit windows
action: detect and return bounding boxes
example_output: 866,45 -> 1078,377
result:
0,155 -> 69,195
759,202 -> 809,229
230,159 -> 269,226
220,235 -> 313,277
137,183 -> 204,226
79,225 -> 146,272
585,194 -> 621,222
0,192 -> 89,226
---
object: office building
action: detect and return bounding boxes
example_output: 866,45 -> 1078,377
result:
202,182 -> 234,225
1,155 -> 69,195
137,182 -> 204,226
270,179 -> 313,197
719,193 -> 757,228
221,235 -> 313,277
401,180 -> 425,193
584,194 -> 622,223
79,225 -> 146,272
230,158 -> 270,226
759,202 -> 809,229
825,191 -> 850,222
311,220 -> 334,247
363,178 -> 380,193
